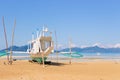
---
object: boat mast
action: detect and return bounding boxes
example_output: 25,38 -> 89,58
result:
42,26 -> 45,37
32,32 -> 34,40
29,33 -> 34,52
36,28 -> 39,38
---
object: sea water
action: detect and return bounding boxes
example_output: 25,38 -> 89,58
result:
0,52 -> 6,57
82,53 -> 120,59
1,52 -> 120,60
0,52 -> 30,60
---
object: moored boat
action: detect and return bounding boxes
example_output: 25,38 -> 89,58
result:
28,27 -> 54,63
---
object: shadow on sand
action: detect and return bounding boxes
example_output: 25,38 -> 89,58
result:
46,61 -> 66,66
29,60 -> 65,66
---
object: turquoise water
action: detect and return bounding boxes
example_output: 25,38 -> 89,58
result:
82,53 -> 120,59
50,52 -> 120,59
0,52 -> 7,57
0,52 -> 30,60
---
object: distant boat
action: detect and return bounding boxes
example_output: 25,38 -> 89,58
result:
28,27 -> 54,63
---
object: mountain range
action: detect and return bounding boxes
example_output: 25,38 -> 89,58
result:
60,46 -> 120,53
0,45 -> 28,52
1,45 -> 120,53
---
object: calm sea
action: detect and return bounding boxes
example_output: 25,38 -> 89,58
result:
82,53 -> 120,59
1,52 -> 120,60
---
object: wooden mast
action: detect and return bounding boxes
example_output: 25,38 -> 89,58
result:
2,16 -> 9,63
9,18 -> 16,65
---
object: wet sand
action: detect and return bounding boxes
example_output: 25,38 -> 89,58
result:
0,60 -> 120,80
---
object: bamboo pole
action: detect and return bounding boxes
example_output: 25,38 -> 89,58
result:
2,16 -> 9,64
10,18 -> 16,65
42,52 -> 45,68
69,38 -> 72,64
50,32 -> 53,61
55,31 -> 58,63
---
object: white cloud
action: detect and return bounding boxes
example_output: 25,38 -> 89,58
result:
80,43 -> 120,48
55,44 -> 64,50
113,43 -> 120,48
56,43 -> 120,50
92,43 -> 104,47
101,43 -> 120,48
92,42 -> 110,48
70,43 -> 78,47
80,45 -> 91,48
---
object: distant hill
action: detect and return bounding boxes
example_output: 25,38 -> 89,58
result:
60,46 -> 120,53
1,45 -> 120,53
0,45 -> 28,52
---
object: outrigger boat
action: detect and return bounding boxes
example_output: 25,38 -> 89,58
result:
28,27 -> 54,63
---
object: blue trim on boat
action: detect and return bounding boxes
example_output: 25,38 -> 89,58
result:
62,52 -> 83,58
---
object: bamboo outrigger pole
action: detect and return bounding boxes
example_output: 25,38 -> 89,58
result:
9,18 -> 16,65
69,37 -> 72,64
42,52 -> 45,68
55,31 -> 58,63
2,16 -> 9,64
2,16 -> 16,65
41,27 -> 45,68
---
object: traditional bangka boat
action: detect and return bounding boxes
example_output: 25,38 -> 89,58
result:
28,27 -> 54,63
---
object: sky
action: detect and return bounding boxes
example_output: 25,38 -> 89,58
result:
0,0 -> 120,49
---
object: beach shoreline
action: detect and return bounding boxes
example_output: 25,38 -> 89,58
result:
0,60 -> 120,80
1,55 -> 120,63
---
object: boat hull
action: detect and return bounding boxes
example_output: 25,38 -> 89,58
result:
31,57 -> 47,63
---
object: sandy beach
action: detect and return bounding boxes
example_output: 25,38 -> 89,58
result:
0,60 -> 120,80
